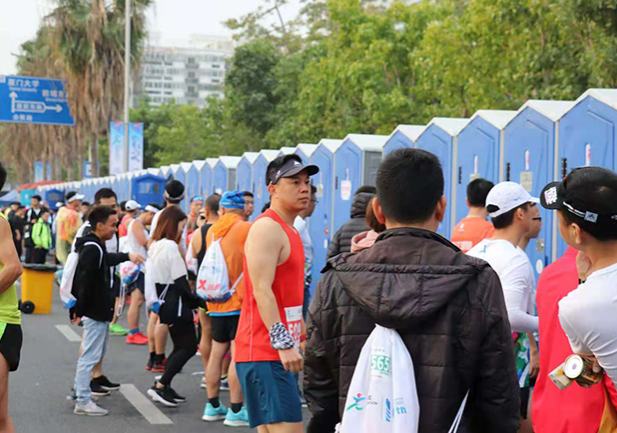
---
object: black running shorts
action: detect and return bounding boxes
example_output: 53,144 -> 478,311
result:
0,323 -> 23,372
211,315 -> 240,343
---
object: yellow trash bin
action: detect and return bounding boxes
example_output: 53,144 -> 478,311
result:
20,264 -> 57,315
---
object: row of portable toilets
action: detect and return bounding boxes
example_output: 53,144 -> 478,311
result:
36,89 -> 617,293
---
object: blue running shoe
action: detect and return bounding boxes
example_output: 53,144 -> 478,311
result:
224,406 -> 250,427
202,403 -> 227,422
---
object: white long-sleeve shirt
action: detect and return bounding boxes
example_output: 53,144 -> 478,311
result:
468,239 -> 538,333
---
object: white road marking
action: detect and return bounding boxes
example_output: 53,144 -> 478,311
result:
120,384 -> 173,425
55,325 -> 81,342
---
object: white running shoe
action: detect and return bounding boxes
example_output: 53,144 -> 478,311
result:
73,400 -> 109,416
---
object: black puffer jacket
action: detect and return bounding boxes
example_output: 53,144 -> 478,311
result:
305,228 -> 520,433
326,192 -> 374,259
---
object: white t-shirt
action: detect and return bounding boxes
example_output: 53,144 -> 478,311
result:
293,216 -> 313,266
559,262 -> 617,387
148,239 -> 187,285
468,238 -> 538,333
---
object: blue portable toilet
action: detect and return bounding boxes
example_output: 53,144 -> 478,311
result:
182,162 -> 201,205
332,134 -> 387,236
147,167 -> 162,178
199,158 -> 218,197
45,188 -> 64,210
556,89 -> 617,257
504,99 -> 574,277
237,152 -> 260,194
309,139 -> 344,295
253,150 -> 281,218
170,164 -> 188,212
278,147 -> 296,157
384,125 -> 425,155
111,176 -> 121,198
416,118 -> 469,239
455,110 -> 517,228
131,172 -> 166,207
295,144 -> 317,165
160,166 -> 172,180
213,156 -> 241,195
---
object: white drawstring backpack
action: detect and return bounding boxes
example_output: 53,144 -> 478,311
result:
338,325 -> 468,433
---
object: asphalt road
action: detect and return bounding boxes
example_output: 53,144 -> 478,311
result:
9,281 -> 311,432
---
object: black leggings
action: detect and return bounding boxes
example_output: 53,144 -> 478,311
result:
159,322 -> 197,387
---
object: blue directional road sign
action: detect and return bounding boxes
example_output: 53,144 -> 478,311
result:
0,75 -> 75,126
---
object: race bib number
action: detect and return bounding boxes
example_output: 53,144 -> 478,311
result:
285,306 -> 303,349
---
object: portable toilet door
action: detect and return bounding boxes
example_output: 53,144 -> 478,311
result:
120,173 -> 131,202
416,118 -> 469,239
170,164 -> 188,212
384,125 -> 425,155
213,156 -> 242,194
455,110 -> 516,228
131,173 -> 166,207
332,134 -> 387,236
309,139 -> 343,295
253,150 -> 281,217
237,152 -> 259,195
45,188 -> 64,210
504,99 -> 574,277
295,144 -> 317,165
278,147 -> 296,156
183,162 -> 200,204
556,89 -> 617,257
160,166 -> 172,180
200,158 -> 218,197
192,161 -> 206,196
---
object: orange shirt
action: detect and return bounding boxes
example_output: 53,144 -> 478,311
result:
451,216 -> 495,253
205,213 -> 251,314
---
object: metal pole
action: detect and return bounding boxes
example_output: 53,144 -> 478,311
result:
123,0 -> 131,173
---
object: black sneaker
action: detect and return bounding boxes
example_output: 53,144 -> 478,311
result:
147,385 -> 178,407
93,375 -> 120,391
146,356 -> 154,371
168,387 -> 186,403
90,381 -> 111,397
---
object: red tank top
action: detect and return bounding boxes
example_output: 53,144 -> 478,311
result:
235,208 -> 305,363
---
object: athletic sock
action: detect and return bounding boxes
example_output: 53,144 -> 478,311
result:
155,353 -> 165,363
149,351 -> 155,361
209,397 -> 220,408
129,328 -> 140,335
231,402 -> 242,414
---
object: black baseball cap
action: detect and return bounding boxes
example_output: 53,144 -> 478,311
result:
269,158 -> 319,185
540,167 -> 617,227
164,179 -> 185,202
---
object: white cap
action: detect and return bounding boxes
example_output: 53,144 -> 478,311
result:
486,182 -> 540,218
67,193 -> 85,203
125,200 -> 141,211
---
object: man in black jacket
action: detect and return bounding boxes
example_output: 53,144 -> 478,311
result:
71,206 -> 144,416
326,186 -> 375,259
305,148 -> 519,432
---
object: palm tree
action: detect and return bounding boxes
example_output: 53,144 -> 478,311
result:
2,0 -> 151,182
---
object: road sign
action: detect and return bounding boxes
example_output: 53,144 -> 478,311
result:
83,161 -> 92,179
0,75 -> 75,126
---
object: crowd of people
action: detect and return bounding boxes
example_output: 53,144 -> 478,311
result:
0,148 -> 616,432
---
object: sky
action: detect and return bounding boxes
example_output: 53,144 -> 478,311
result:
0,0 -> 303,75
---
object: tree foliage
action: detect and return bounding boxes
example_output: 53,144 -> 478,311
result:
9,0 -> 617,181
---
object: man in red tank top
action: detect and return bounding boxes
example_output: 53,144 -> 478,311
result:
235,154 -> 319,432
